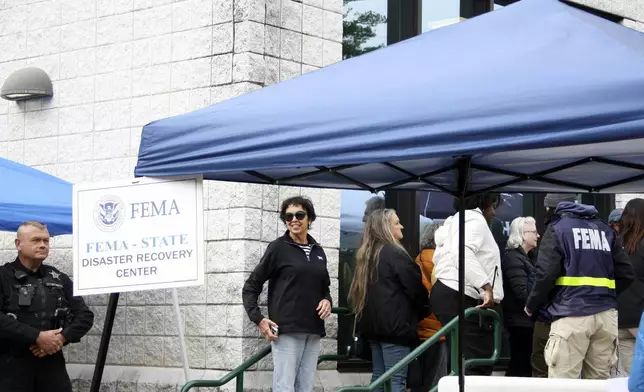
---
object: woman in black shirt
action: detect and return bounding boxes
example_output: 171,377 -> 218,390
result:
349,208 -> 428,392
242,196 -> 332,392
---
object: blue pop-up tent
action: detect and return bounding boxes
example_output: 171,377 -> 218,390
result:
135,0 -> 644,195
132,0 -> 644,390
0,157 -> 73,236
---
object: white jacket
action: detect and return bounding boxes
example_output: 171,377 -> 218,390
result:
433,208 -> 504,302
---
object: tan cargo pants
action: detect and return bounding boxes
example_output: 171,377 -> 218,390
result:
545,308 -> 618,379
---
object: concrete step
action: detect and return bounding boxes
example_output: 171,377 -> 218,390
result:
68,364 -> 507,391
68,364 -> 372,392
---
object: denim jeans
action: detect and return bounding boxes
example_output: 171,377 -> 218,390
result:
370,341 -> 410,392
271,333 -> 321,392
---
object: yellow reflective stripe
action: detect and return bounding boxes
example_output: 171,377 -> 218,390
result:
555,276 -> 615,289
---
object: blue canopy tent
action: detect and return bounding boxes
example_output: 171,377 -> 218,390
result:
132,0 -> 644,390
0,157 -> 73,236
135,0 -> 644,196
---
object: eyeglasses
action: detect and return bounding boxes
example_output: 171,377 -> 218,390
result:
285,211 -> 307,222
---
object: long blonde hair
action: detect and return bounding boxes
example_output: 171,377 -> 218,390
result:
348,208 -> 407,319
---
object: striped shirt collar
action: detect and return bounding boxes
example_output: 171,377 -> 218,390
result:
281,230 -> 319,247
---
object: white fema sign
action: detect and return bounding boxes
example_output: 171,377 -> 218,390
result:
72,176 -> 205,296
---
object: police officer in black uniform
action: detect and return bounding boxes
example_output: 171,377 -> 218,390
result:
0,221 -> 94,391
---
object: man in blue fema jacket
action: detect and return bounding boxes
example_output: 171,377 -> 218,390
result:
525,201 -> 634,379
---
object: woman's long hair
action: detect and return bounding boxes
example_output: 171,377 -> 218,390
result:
348,208 -> 407,319
620,198 -> 644,255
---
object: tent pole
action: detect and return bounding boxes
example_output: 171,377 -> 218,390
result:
456,157 -> 471,392
90,292 -> 120,392
172,288 -> 192,383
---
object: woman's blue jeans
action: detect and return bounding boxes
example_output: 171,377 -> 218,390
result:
271,333 -> 321,392
369,341 -> 410,392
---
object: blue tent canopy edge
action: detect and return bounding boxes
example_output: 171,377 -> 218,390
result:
134,0 -> 644,196
0,157 -> 73,236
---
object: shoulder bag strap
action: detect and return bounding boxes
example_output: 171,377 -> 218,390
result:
352,314 -> 358,337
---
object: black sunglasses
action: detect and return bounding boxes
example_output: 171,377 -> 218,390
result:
285,211 -> 307,222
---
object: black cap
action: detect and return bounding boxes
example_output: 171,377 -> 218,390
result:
544,193 -> 578,208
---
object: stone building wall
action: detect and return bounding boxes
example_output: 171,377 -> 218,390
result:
568,0 -> 644,31
0,0 -> 348,390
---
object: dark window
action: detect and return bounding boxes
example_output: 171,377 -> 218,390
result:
338,190 -> 385,371
419,192 -> 525,245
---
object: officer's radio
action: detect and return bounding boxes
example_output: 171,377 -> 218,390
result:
17,285 -> 34,307
13,269 -> 34,307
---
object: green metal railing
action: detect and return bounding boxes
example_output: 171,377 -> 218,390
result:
181,306 -> 502,392
336,307 -> 502,392
317,307 -> 352,365
429,308 -> 502,392
180,307 -> 352,392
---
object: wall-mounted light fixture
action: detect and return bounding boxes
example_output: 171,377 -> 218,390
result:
1,67 -> 53,101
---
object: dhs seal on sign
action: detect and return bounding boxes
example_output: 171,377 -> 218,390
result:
94,196 -> 125,232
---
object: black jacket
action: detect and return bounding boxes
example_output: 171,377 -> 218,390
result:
0,258 -> 94,355
617,239 -> 644,328
526,216 -> 634,314
357,244 -> 429,347
242,232 -> 332,337
502,247 -> 536,328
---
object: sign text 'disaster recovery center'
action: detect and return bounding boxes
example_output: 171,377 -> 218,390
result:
72,176 -> 205,296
